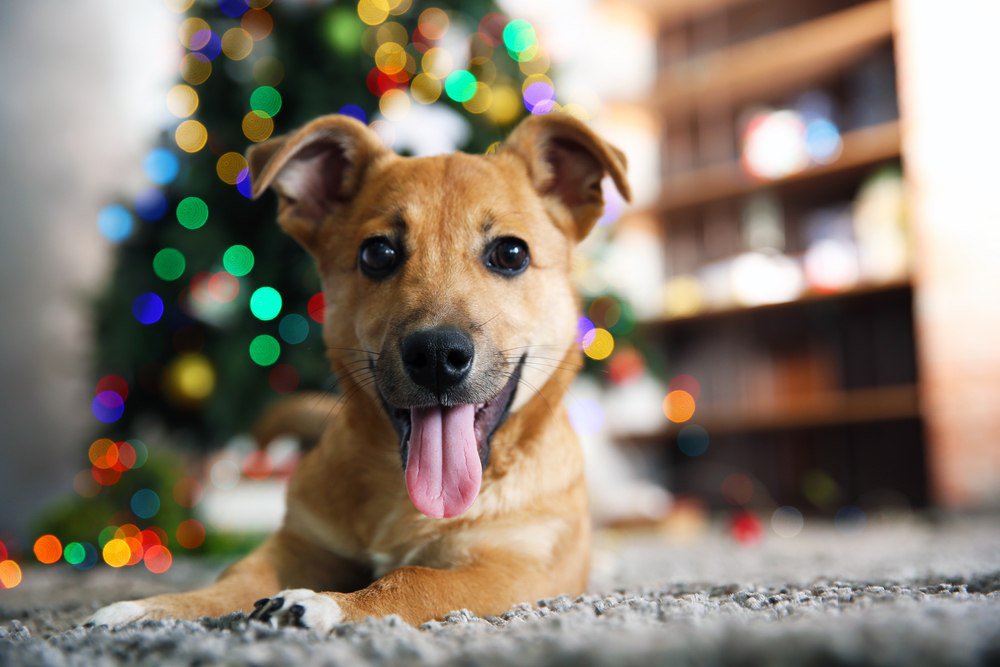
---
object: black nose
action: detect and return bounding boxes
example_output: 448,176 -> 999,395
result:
401,328 -> 474,394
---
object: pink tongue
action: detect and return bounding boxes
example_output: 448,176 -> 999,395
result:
405,404 -> 482,518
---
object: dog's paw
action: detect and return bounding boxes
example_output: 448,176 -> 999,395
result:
85,601 -> 150,628
248,588 -> 343,633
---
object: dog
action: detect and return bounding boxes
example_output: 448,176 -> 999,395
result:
88,112 -> 630,631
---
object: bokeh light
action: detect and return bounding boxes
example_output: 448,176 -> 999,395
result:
223,244 -> 255,276
669,374 -> 702,400
102,538 -> 131,568
144,148 -> 181,185
97,205 -> 133,243
721,473 -> 754,505
583,328 -> 615,360
175,119 -> 208,153
63,542 -> 85,566
279,313 -> 309,344
176,519 -> 206,549
677,424 -> 709,457
444,70 -> 477,102
250,86 -> 282,117
132,292 -> 165,325
92,391 -> 125,423
358,0 -> 390,26
95,374 -> 129,400
153,248 -> 186,281
180,53 -> 213,85
33,535 -> 62,564
249,334 -> 280,366
166,84 -> 199,117
131,489 -> 161,519
250,286 -> 282,320
771,506 -> 804,538
253,56 -> 283,85
219,0 -> 250,19
0,560 -> 22,589
663,390 -> 696,423
176,196 -> 209,229
307,292 -> 325,322
379,88 -> 411,120
243,9 -> 274,42
269,363 -> 300,393
165,353 -> 216,404
242,110 -> 274,142
418,7 -> 449,39
222,27 -> 254,60
411,73 -> 442,104
89,438 -> 118,468
217,151 -> 249,185
134,188 -> 168,221
143,545 -> 173,574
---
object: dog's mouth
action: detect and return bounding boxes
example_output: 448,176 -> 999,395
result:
379,356 -> 524,519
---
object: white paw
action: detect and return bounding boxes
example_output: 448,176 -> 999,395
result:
86,601 -> 149,628
248,588 -> 343,633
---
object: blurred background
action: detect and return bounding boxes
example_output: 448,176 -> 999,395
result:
1,0 -> 998,588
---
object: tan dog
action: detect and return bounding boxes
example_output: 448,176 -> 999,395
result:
88,112 -> 630,631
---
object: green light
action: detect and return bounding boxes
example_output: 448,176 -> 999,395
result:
503,19 -> 536,53
279,314 -> 309,344
128,439 -> 149,468
444,70 -> 477,102
152,247 -> 186,281
250,86 -> 282,118
223,244 -> 255,276
323,6 -> 363,55
98,525 -> 118,548
176,196 -> 208,230
64,542 -> 85,565
249,334 -> 280,366
250,286 -> 282,321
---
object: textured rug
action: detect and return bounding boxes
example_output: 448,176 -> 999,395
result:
2,515 -> 999,666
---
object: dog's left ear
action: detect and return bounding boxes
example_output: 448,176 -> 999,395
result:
501,114 -> 632,240
246,115 -> 389,252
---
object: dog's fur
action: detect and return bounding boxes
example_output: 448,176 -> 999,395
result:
88,113 -> 630,631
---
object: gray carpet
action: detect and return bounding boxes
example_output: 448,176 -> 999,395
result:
2,515 -> 1000,666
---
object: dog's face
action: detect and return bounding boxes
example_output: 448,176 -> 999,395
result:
248,114 -> 629,518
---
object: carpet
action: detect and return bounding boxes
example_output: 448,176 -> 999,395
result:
2,515 -> 999,666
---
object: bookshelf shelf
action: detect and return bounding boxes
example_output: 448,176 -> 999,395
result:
623,383 -> 920,442
659,120 -> 901,214
643,278 -> 912,328
654,0 -> 895,119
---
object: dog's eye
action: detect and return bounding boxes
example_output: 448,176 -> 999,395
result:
485,237 -> 530,276
359,237 -> 399,279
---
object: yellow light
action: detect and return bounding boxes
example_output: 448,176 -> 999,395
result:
562,103 -> 590,121
180,54 -> 212,85
242,111 -> 274,142
357,0 -> 389,26
175,120 -> 208,153
519,51 -> 551,76
388,0 -> 411,16
165,353 -> 216,404
375,21 -> 407,47
486,85 -> 521,125
166,84 -> 199,118
418,7 -> 449,40
0,560 -> 22,589
379,89 -> 411,121
421,47 -> 452,79
375,42 -> 407,75
102,539 -> 131,568
411,73 -> 442,104
216,151 -> 249,184
164,0 -> 195,13
178,17 -> 210,49
222,27 -> 254,60
462,83 -> 493,115
584,328 -> 614,360
253,56 -> 284,86
469,56 -> 497,85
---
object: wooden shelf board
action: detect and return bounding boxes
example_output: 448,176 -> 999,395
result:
643,278 -> 912,328
660,120 -> 902,213
621,383 -> 921,442
654,0 -> 895,118
631,0 -> 760,29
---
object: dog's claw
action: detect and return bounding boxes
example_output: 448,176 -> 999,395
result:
247,589 -> 343,631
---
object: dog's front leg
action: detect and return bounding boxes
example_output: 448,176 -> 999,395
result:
251,549 -> 546,630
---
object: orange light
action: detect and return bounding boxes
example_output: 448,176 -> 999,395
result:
176,519 -> 206,549
0,560 -> 22,589
33,534 -> 62,564
663,390 -> 696,423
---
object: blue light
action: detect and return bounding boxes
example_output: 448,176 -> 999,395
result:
338,104 -> 367,124
144,149 -> 180,185
92,390 -> 125,424
805,119 -> 842,163
132,292 -> 164,325
134,188 -> 168,221
677,424 -> 709,457
131,489 -> 161,519
236,167 -> 252,199
195,30 -> 223,61
279,314 -> 310,345
97,205 -> 134,242
218,0 -> 249,18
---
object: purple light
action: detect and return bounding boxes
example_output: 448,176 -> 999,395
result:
193,30 -> 223,61
577,316 -> 595,344
523,81 -> 555,113
92,390 -> 125,423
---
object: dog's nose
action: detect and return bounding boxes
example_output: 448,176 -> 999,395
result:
401,328 -> 474,394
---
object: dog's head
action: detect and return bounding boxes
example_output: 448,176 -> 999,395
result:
248,113 -> 630,518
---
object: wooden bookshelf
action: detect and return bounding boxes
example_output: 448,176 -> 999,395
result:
624,383 -> 920,441
644,278 -> 912,327
659,120 -> 901,214
654,0 -> 895,119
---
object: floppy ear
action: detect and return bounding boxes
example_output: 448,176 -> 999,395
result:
246,115 -> 389,251
501,114 -> 632,240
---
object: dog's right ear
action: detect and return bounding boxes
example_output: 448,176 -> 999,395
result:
246,115 -> 389,252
